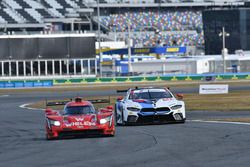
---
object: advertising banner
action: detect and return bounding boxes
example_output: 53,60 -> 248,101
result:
199,84 -> 229,94
102,47 -> 186,55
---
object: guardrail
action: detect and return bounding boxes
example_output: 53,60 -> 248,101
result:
0,80 -> 53,88
0,73 -> 249,88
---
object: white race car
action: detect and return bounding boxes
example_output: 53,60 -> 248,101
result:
115,87 -> 186,125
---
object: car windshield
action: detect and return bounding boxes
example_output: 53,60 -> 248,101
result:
64,105 -> 95,115
129,90 -> 172,100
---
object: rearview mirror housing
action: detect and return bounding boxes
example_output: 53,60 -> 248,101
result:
117,96 -> 123,101
106,105 -> 114,110
45,108 -> 57,115
176,94 -> 184,100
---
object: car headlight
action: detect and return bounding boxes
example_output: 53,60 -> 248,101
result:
127,107 -> 140,112
48,119 -> 61,126
171,105 -> 182,110
100,116 -> 112,124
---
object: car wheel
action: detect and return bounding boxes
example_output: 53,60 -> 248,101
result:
114,104 -> 119,126
46,134 -> 53,140
115,105 -> 121,126
181,119 -> 186,123
121,111 -> 126,126
109,130 -> 116,137
116,105 -> 126,126
46,134 -> 58,140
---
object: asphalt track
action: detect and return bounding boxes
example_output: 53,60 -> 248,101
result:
0,86 -> 250,167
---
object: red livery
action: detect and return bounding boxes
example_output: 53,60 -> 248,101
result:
45,97 -> 115,140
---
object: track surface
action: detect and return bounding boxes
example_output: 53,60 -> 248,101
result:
0,87 -> 250,167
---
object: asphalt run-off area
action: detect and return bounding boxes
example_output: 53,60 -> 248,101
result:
0,83 -> 250,167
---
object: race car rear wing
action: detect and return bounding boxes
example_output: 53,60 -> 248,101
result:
88,99 -> 110,104
46,97 -> 111,107
116,89 -> 128,93
46,100 -> 70,106
117,87 -> 170,93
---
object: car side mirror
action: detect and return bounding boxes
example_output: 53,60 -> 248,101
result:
99,106 -> 113,113
106,105 -> 114,110
176,94 -> 184,100
117,96 -> 123,101
45,108 -> 57,115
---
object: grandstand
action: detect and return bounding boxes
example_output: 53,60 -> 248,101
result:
0,1 -> 246,23
100,9 -> 204,47
0,0 -> 250,78
0,0 -> 248,49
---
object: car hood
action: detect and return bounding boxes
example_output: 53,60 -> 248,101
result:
47,114 -> 96,122
63,114 -> 97,123
127,98 -> 180,108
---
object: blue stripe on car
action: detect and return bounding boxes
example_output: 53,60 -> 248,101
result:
138,102 -> 153,108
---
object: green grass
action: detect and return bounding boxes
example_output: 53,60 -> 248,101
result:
29,90 -> 250,112
185,91 -> 250,111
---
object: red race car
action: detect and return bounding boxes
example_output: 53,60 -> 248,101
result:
45,97 -> 115,140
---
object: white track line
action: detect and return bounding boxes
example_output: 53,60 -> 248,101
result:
17,105 -> 250,126
189,120 -> 250,126
0,95 -> 9,97
19,103 -> 44,111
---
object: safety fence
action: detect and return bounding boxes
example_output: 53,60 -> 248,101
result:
0,73 -> 250,88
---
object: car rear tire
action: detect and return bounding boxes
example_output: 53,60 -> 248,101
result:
121,111 -> 127,126
115,106 -> 126,126
114,105 -> 119,126
181,119 -> 186,123
46,134 -> 58,140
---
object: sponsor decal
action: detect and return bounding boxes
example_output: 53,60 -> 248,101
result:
162,98 -> 173,101
101,61 -> 112,65
65,121 -> 96,127
134,48 -> 150,54
75,117 -> 84,122
83,122 -> 96,126
167,47 -> 179,52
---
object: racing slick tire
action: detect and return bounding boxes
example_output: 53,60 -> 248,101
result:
120,111 -> 127,126
114,105 -> 119,126
180,118 -> 186,124
106,130 -> 115,137
115,105 -> 126,126
46,134 -> 59,140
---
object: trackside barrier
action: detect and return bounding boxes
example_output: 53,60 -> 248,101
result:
1,73 -> 249,88
0,80 -> 53,89
52,73 -> 250,85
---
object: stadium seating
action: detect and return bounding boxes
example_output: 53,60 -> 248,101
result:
2,0 -> 241,47
101,9 -> 203,46
101,10 -> 202,31
0,9 -> 17,23
0,0 -> 86,24
84,0 -> 245,4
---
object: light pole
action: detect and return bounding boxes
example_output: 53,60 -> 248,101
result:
126,23 -> 160,74
219,27 -> 230,73
127,20 -> 132,75
97,0 -> 102,76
